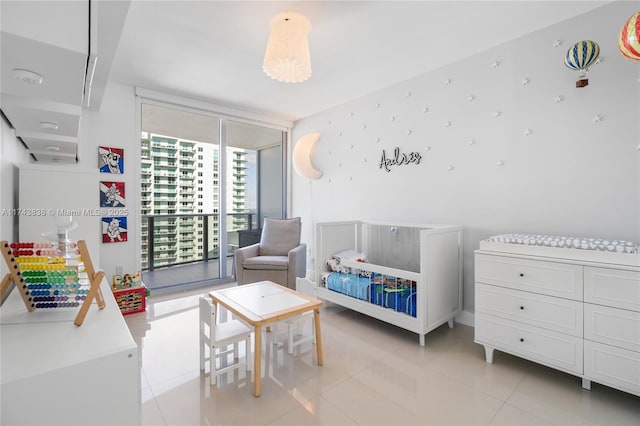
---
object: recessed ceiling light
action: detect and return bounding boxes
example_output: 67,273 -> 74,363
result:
12,68 -> 44,85
46,145 -> 60,152
40,121 -> 59,131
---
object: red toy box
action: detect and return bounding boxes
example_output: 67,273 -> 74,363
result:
112,284 -> 146,316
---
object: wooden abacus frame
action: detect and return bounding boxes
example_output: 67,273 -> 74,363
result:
1,240 -> 106,326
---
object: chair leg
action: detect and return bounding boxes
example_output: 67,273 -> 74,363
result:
200,336 -> 206,371
245,336 -> 251,372
210,345 -> 217,386
288,321 -> 295,355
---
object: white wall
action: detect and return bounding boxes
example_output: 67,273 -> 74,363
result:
291,2 -> 640,313
80,82 -> 138,278
0,118 -> 30,277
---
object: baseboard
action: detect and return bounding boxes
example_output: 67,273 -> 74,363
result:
455,309 -> 474,327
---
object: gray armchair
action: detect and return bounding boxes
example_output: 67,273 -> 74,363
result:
234,217 -> 306,289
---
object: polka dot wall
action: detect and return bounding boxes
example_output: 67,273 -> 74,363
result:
292,2 -> 640,313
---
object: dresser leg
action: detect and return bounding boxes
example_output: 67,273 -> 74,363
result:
484,345 -> 494,364
582,378 -> 591,391
419,334 -> 425,346
447,318 -> 454,328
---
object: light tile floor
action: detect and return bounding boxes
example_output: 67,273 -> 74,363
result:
125,285 -> 640,426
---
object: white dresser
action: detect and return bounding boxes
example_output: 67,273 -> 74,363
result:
474,237 -> 639,397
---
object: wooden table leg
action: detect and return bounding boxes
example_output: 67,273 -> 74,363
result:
313,308 -> 323,366
253,325 -> 262,397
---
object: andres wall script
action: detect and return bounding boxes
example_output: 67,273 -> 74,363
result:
379,147 -> 422,172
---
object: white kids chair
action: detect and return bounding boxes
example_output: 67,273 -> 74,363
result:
199,296 -> 252,385
280,277 -> 316,354
287,311 -> 315,354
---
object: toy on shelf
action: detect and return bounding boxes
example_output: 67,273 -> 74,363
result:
0,240 -> 105,326
112,271 -> 142,290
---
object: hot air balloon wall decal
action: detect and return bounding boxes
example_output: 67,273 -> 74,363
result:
564,40 -> 600,87
618,10 -> 640,61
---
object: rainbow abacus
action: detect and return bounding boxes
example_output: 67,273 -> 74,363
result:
1,240 -> 105,326
3,241 -> 88,310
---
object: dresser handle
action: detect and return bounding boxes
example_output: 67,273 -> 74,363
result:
519,273 -> 524,277
519,338 -> 524,342
519,306 -> 524,310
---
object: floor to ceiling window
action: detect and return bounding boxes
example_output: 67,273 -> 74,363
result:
140,101 -> 287,292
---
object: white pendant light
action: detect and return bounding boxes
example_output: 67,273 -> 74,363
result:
262,12 -> 312,83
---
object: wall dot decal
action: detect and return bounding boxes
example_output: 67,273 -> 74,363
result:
493,111 -> 502,118
339,131 -> 343,136
407,129 -> 412,135
425,146 -> 431,151
406,91 -> 412,97
328,149 -> 332,155
363,158 -> 367,163
636,144 -> 640,151
555,95 -> 565,103
444,78 -> 452,85
375,103 -> 381,108
423,107 -> 429,113
593,114 -> 603,123
468,95 -> 475,102
307,125 -> 312,130
338,162 -> 342,167
444,121 -> 451,127
491,60 -> 500,68
328,178 -> 332,183
497,160 -> 504,167
350,144 -> 354,149
328,120 -> 332,125
523,129 -> 532,136
375,137 -> 381,143
349,176 -> 353,181
553,40 -> 562,47
362,124 -> 367,129
468,139 -> 476,146
447,165 -> 455,171
390,116 -> 396,121
521,78 -> 530,86
349,112 -> 354,117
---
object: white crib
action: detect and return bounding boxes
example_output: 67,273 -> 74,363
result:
309,220 -> 462,346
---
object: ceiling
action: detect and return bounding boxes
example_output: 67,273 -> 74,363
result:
110,0 -> 612,122
1,1 -> 615,163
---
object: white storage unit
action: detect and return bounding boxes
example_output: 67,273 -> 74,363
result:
474,237 -> 640,397
1,280 -> 141,425
309,221 -> 462,346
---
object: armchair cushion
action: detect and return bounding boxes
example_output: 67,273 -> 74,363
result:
259,217 -> 301,256
242,256 -> 289,270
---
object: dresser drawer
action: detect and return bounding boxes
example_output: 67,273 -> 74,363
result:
584,267 -> 640,312
584,303 -> 640,352
584,340 -> 640,397
476,283 -> 583,337
475,254 -> 583,300
475,313 -> 583,374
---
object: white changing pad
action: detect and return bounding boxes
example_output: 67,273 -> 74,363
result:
487,234 -> 638,254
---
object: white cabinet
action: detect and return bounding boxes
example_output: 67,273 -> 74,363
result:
1,280 -> 141,425
475,243 -> 639,397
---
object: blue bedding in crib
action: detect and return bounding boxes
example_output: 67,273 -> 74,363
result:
326,272 -> 370,301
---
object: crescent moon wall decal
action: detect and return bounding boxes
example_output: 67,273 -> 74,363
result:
293,132 -> 322,180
